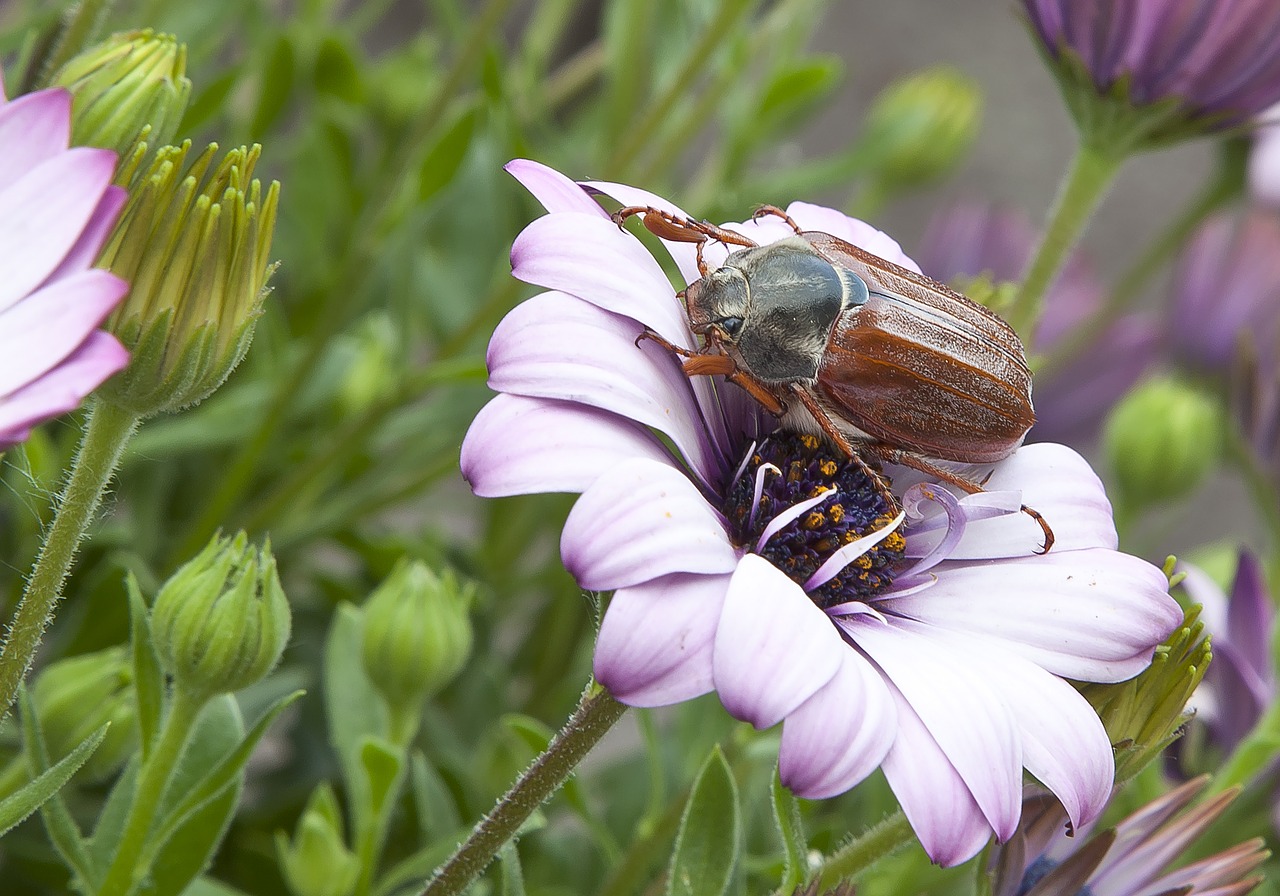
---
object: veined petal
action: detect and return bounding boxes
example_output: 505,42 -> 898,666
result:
779,648 -> 896,798
0,332 -> 127,444
562,457 -> 737,591
594,572 -> 731,706
785,201 -> 924,273
461,393 -> 674,497
507,159 -> 609,218
713,554 -> 845,729
42,185 -> 127,285
0,88 -> 71,193
883,549 -> 1181,682
581,179 -> 704,285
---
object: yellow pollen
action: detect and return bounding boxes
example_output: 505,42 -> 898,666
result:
885,532 -> 907,552
819,460 -> 838,476
828,504 -> 845,523
853,555 -> 872,569
800,434 -> 820,449
803,511 -> 825,529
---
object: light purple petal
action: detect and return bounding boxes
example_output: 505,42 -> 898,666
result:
879,680 -> 995,867
43,185 -> 128,285
778,648 -> 896,798
0,332 -> 127,445
461,393 -> 674,497
0,88 -> 71,194
1250,114 -> 1280,207
1226,552 -> 1273,681
581,179 -> 703,285
0,147 -> 117,313
486,291 -> 724,485
0,270 -> 128,394
883,549 -> 1181,682
712,554 -> 845,729
506,159 -> 609,218
594,572 -> 731,706
561,457 -> 737,591
784,201 -> 923,273
848,618 -> 1021,841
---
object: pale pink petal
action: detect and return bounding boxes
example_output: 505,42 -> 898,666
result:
879,681 -> 995,866
594,572 -> 731,706
779,648 -> 896,798
561,458 -> 737,591
0,332 -> 127,444
1249,117 -> 1280,208
43,185 -> 128,284
0,88 -> 71,193
506,159 -> 609,218
883,550 -> 1180,682
581,179 -> 703,285
712,554 -> 845,729
461,393 -> 674,497
0,147 -> 117,312
784,201 -> 924,273
847,618 -> 1021,840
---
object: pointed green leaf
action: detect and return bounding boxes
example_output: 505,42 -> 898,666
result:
410,749 -> 459,841
499,842 -> 526,896
128,573 -> 164,758
418,101 -> 480,202
771,768 -> 807,892
0,733 -> 105,840
250,33 -> 296,140
315,35 -> 364,103
358,734 -> 404,821
324,603 -> 389,801
666,746 -> 739,896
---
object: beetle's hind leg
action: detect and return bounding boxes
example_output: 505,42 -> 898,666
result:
786,384 -> 898,515
613,206 -> 760,251
752,205 -> 803,235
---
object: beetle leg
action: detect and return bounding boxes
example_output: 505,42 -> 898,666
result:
786,384 -> 898,510
612,206 -> 759,252
639,329 -> 788,415
636,328 -> 696,358
752,204 -> 803,235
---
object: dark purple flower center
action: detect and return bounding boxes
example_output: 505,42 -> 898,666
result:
722,431 -> 905,608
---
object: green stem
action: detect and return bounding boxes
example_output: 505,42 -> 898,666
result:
96,687 -> 205,896
420,684 -> 627,896
1009,140 -> 1124,339
812,810 -> 915,891
0,401 -> 139,717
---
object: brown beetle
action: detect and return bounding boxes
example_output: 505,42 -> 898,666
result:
612,204 -> 1054,553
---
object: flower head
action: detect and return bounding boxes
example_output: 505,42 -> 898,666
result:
461,160 -> 1182,865
1022,0 -> 1280,149
0,75 -> 129,448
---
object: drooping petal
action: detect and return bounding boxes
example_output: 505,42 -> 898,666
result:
883,549 -> 1181,682
0,88 -> 71,193
779,647 -> 896,798
506,159 -> 609,218
562,458 -> 737,591
712,554 -> 845,729
461,393 -> 674,497
0,332 -> 128,444
594,572 -> 731,706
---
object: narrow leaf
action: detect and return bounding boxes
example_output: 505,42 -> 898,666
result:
410,750 -> 459,841
666,746 -> 740,896
128,573 -> 164,758
499,842 -> 527,896
771,768 -> 807,892
1,698 -> 107,838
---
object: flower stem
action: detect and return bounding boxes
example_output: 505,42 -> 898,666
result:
812,810 -> 915,891
1009,140 -> 1124,339
420,684 -> 627,896
96,686 -> 205,896
0,400 -> 139,717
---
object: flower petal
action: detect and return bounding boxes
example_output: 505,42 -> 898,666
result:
507,159 -> 609,218
785,201 -> 923,273
594,572 -> 731,706
43,185 -> 128,285
779,648 -> 896,798
0,331 -> 127,445
0,88 -> 71,193
883,549 -> 1181,682
461,393 -> 674,497
712,554 -> 845,729
562,457 -> 737,591
581,179 -> 704,285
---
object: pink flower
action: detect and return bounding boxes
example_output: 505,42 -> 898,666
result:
0,75 -> 129,448
461,160 -> 1182,865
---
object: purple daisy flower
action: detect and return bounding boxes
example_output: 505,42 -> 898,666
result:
991,778 -> 1266,896
1023,0 -> 1280,140
917,202 -> 1158,444
462,160 -> 1182,865
0,74 -> 128,448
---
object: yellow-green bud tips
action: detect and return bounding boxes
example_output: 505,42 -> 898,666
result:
151,532 -> 291,701
275,784 -> 359,896
360,560 -> 475,712
96,142 -> 280,416
52,30 -> 191,156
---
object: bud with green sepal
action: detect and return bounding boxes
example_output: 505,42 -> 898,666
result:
276,783 -> 360,896
51,29 -> 191,157
151,531 -> 291,701
96,142 -> 280,417
360,560 -> 474,740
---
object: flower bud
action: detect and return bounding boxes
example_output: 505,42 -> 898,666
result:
151,532 -> 291,700
275,783 -> 358,896
1102,377 -> 1224,511
96,142 -> 280,416
361,560 -> 474,711
51,30 -> 191,156
859,66 -> 981,191
32,647 -> 136,780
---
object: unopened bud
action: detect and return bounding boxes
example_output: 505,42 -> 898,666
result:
151,532 -> 291,700
276,783 -> 358,896
32,647 -> 136,780
96,142 -> 280,416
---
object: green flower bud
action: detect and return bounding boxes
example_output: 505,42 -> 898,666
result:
96,142 -> 281,416
151,532 -> 291,700
860,66 -> 982,192
1102,377 -> 1224,512
275,783 -> 359,896
51,30 -> 191,156
32,647 -> 136,780
361,561 -> 474,711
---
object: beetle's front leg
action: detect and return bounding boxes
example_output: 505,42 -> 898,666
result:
752,204 -> 803,234
638,330 -> 788,416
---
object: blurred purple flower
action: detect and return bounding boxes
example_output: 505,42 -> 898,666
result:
1247,104 -> 1280,207
1168,211 -> 1280,375
0,75 -> 128,448
991,778 -> 1266,896
1023,0 -> 1280,141
462,159 -> 1183,865
1232,346 -> 1280,486
917,203 -> 1157,444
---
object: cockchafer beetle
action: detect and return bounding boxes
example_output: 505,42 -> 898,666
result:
611,203 -> 1055,553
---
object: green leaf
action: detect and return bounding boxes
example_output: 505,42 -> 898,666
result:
499,842 -> 526,896
324,604 -> 390,801
315,34 -> 365,103
371,823 -> 473,896
128,573 -> 164,758
250,33 -> 297,141
358,734 -> 404,821
410,749 -> 460,841
757,56 -> 843,131
771,769 -> 807,892
179,68 -> 239,135
666,746 -> 740,896
182,876 -> 255,896
418,101 -> 480,202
